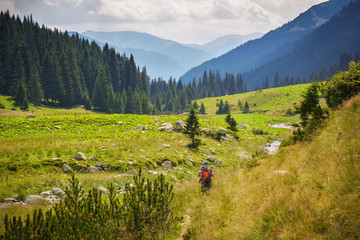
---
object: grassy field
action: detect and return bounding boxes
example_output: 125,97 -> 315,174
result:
175,95 -> 360,239
196,83 -> 310,115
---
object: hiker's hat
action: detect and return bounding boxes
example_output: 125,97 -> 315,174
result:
203,161 -> 208,165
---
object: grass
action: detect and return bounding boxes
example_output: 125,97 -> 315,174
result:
196,83 -> 310,115
174,94 -> 360,239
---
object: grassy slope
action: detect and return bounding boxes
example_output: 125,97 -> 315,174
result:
175,95 -> 360,239
196,83 -> 310,115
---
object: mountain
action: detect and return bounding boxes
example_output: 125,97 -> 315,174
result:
79,31 -> 262,80
186,33 -> 264,57
244,0 -> 360,89
181,0 -> 352,83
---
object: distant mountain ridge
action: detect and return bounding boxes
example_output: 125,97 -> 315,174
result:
181,0 -> 352,83
78,31 -> 261,80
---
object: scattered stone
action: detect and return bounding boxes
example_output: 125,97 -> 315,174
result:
87,165 -> 102,173
162,144 -> 171,148
128,161 -> 134,165
51,158 -> 61,161
52,188 -> 64,197
263,141 -> 282,155
127,169 -> 137,175
4,198 -> 17,204
173,120 -> 186,131
113,182 -> 119,187
239,124 -> 250,129
158,122 -> 173,132
98,187 -> 109,194
55,126 -> 61,129
88,155 -> 98,161
26,114 -> 35,118
153,162 -> 158,167
153,171 -> 159,175
117,121 -> 124,125
139,155 -> 147,159
96,162 -> 104,169
99,130 -> 103,133
128,154 -> 135,158
179,112 -> 189,116
99,146 -> 106,150
136,124 -> 145,130
186,171 -> 194,176
206,156 -> 216,163
153,118 -> 160,123
40,191 -> 52,198
209,148 -> 216,154
215,160 -> 223,165
111,144 -> 118,147
73,152 -> 86,160
25,195 -> 50,205
162,160 -> 173,169
61,163 -> 72,174
268,123 -> 294,129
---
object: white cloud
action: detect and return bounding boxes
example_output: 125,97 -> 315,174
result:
0,0 -> 16,12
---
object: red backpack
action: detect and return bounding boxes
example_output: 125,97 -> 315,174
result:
200,166 -> 211,179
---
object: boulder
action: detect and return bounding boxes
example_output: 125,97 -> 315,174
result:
127,169 -> 137,175
52,188 -> 64,197
88,155 -> 98,161
40,191 -> 52,198
136,124 -> 145,130
158,122 -> 173,132
25,195 -> 50,205
128,161 -> 134,165
162,144 -> 171,148
4,198 -> 17,204
117,121 -> 124,125
26,114 -> 36,118
73,152 -> 86,160
111,144 -> 118,147
99,146 -> 106,150
98,187 -> 109,195
87,165 -> 102,173
61,163 -> 72,174
162,160 -> 173,169
96,162 -> 104,169
173,120 -> 186,132
206,156 -> 216,163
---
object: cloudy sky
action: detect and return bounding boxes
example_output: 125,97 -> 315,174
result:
1,0 -> 327,44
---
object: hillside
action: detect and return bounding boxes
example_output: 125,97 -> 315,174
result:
176,93 -> 360,239
181,0 -> 352,83
194,83 -> 310,115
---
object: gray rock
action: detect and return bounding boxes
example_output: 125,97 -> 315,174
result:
273,170 -> 289,175
88,155 -> 98,161
162,144 -> 171,148
113,182 -> 119,187
111,144 -> 118,147
79,168 -> 87,173
61,163 -> 72,174
87,165 -> 102,173
4,198 -> 17,203
136,124 -> 145,130
127,169 -> 137,175
98,130 -> 103,133
96,162 -> 104,169
25,195 -> 50,205
153,118 -> 160,123
40,191 -> 52,198
26,114 -> 36,118
117,121 -> 124,125
98,187 -> 109,194
239,124 -> 250,129
51,158 -> 61,161
206,156 -> 216,162
99,146 -> 106,150
52,188 -> 64,197
128,154 -> 135,158
55,125 -> 61,129
128,161 -> 134,165
162,160 -> 173,169
158,122 -> 173,132
173,120 -> 186,131
73,152 -> 86,160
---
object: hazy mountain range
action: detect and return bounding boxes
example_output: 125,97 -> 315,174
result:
75,31 -> 263,80
181,0 -> 353,83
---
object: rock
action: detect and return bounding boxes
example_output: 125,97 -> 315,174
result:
25,195 -> 50,205
79,168 -> 87,173
55,125 -> 61,129
96,162 -> 104,169
128,154 -> 135,158
162,144 -> 171,148
263,141 -> 282,155
162,160 -> 173,169
273,170 -> 289,175
61,163 -> 72,174
87,165 -> 102,173
215,160 -> 223,165
127,169 -> 137,175
98,187 -> 109,195
239,124 -> 250,129
136,124 -> 145,130
52,188 -> 64,197
113,182 -> 119,187
117,121 -> 124,125
128,161 -> 134,165
173,120 -> 186,131
153,162 -> 158,167
99,130 -> 103,133
153,118 -> 160,123
158,122 -> 173,132
26,114 -> 35,118
88,155 -> 98,161
111,144 -> 118,147
4,198 -> 17,203
99,146 -> 106,150
206,156 -> 216,162
73,152 -> 86,160
51,158 -> 61,161
40,191 -> 52,198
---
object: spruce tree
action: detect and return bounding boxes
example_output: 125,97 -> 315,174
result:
183,107 -> 201,148
199,103 -> 206,114
225,111 -> 237,132
243,101 -> 250,113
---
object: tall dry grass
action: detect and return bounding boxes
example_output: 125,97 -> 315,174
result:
175,95 -> 360,239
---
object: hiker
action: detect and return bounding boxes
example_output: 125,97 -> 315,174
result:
198,161 -> 214,191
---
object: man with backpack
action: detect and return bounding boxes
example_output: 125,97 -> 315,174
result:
198,161 -> 214,192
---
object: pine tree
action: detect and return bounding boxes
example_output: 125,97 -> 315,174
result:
216,99 -> 224,114
27,62 -> 43,105
193,101 -> 199,110
243,101 -> 250,113
183,107 -> 201,148
199,103 -> 206,114
225,111 -> 237,132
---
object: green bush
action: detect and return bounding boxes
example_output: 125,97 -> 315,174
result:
0,169 -> 175,239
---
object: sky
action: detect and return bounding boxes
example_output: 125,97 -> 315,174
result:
1,0 -> 328,44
